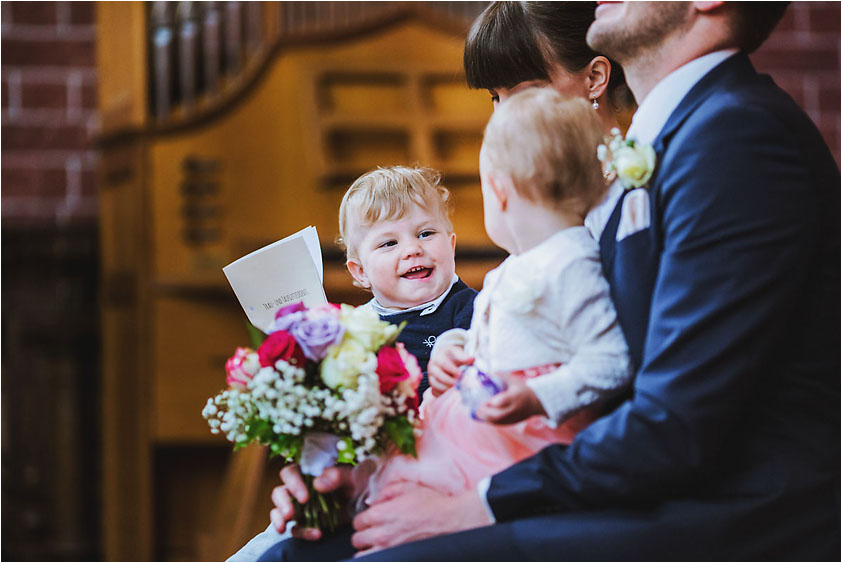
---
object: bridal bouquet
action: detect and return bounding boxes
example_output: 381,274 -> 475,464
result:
202,301 -> 421,531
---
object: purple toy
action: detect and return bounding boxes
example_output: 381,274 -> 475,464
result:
456,365 -> 507,419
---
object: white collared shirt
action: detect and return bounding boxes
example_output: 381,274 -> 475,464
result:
585,49 -> 739,241
366,274 -> 460,317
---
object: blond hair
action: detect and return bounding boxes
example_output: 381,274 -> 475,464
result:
338,165 -> 453,262
481,88 -> 606,213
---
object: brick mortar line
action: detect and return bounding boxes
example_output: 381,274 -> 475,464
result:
1,68 -> 97,81
763,32 -> 842,48
7,70 -> 22,117
2,150 -> 100,167
1,3 -> 11,26
56,2 -> 71,28
0,108 -> 96,125
1,26 -> 96,41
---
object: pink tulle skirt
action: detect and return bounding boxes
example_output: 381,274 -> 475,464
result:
367,366 -> 598,501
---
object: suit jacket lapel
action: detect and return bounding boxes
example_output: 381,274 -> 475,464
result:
651,53 -> 755,154
599,189 -> 628,279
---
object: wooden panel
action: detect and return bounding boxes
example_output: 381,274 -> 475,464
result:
101,304 -> 153,560
100,145 -> 146,280
151,295 -> 251,442
99,139 -> 154,561
148,21 -> 493,291
97,10 -> 501,560
95,2 -> 148,132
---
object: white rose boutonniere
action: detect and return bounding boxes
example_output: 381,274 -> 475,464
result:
598,128 -> 657,190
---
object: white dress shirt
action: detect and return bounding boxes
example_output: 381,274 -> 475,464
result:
366,273 -> 460,317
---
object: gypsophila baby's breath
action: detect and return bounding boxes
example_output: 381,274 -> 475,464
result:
202,302 -> 422,532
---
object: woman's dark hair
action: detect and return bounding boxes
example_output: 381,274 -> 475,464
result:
464,2 -> 633,112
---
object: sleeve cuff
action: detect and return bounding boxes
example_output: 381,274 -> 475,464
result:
476,476 -> 497,524
430,328 -> 469,357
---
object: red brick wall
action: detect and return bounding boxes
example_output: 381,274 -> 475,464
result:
0,2 -> 839,228
751,1 -> 841,165
1,1 -> 98,228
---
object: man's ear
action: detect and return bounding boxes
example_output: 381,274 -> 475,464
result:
487,172 -> 510,211
586,56 -> 611,102
346,259 -> 370,289
693,1 -> 725,14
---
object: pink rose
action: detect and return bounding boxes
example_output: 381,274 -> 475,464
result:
396,342 -> 422,412
376,346 -> 410,394
275,301 -> 307,319
226,347 -> 259,390
258,330 -> 307,368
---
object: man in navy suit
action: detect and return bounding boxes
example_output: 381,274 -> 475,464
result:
264,3 -> 839,559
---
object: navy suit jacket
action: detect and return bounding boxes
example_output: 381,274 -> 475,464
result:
478,53 -> 840,559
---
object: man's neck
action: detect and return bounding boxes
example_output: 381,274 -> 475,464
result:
624,24 -> 736,104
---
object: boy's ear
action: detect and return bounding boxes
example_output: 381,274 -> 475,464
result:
346,259 -> 370,289
449,232 -> 456,253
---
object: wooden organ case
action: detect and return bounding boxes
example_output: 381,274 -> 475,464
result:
95,2 -> 496,560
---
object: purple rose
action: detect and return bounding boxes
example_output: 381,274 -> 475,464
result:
269,302 -> 308,333
290,313 -> 345,361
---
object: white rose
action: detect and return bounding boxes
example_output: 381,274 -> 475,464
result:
320,338 -> 376,390
614,143 -> 656,189
340,304 -> 398,352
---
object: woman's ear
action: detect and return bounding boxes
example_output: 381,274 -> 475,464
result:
346,259 -> 370,289
586,56 -> 611,102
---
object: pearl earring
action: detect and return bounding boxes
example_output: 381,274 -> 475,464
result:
592,97 -> 599,110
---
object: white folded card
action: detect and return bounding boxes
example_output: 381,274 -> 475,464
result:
223,226 -> 328,332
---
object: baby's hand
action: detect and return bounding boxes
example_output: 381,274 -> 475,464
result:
475,377 -> 547,425
428,344 -> 473,397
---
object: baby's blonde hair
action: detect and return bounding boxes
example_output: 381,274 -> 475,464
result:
338,165 -> 453,262
481,88 -> 606,214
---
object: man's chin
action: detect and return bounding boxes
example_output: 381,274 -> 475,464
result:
586,23 -> 622,61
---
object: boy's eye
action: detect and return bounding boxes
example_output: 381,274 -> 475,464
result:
378,240 -> 396,248
419,230 -> 435,239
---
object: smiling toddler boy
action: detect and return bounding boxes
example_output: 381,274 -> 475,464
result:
338,166 -> 477,396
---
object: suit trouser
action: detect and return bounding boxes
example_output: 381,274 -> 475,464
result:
259,484 -> 840,562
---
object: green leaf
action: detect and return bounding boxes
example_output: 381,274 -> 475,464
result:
384,320 -> 407,346
247,321 -> 268,348
383,416 -> 417,457
336,436 -> 356,464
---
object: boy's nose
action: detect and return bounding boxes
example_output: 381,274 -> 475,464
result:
405,241 -> 423,257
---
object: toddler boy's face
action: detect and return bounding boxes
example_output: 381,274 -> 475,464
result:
347,203 -> 456,310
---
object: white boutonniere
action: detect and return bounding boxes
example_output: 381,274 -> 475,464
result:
597,128 -> 656,190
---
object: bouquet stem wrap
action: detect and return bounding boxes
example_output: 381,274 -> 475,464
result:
296,433 -> 346,532
296,474 -> 345,532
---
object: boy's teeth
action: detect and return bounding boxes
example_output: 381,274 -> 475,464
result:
403,267 -> 432,279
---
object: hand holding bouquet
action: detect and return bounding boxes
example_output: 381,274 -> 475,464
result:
202,302 -> 421,532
